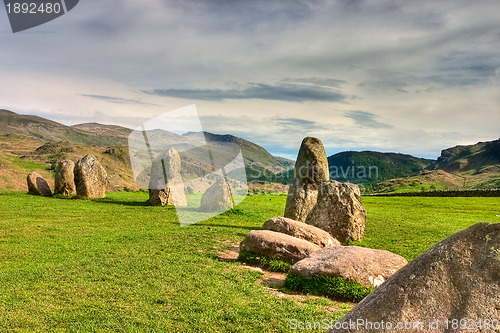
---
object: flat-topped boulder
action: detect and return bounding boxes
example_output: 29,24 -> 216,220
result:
291,246 -> 407,287
27,171 -> 51,196
284,137 -> 329,222
240,230 -> 321,263
305,180 -> 366,242
262,216 -> 340,247
327,223 -> 500,333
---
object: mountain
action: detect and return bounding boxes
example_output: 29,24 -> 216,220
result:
430,138 -> 500,173
0,109 -> 131,146
0,109 -> 293,191
327,151 -> 433,185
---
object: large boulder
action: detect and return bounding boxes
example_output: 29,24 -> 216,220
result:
284,137 -> 329,222
305,180 -> 366,242
148,148 -> 187,207
262,216 -> 340,247
74,155 -> 107,199
291,246 -> 407,287
328,223 -> 500,333
54,159 -> 76,196
199,177 -> 233,212
27,171 -> 51,196
240,230 -> 321,263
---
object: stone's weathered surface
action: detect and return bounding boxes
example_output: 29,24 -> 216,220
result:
284,137 -> 329,222
149,189 -> 170,206
199,177 -> 233,212
240,230 -> 321,263
305,180 -> 366,242
327,223 -> 500,333
148,148 -> 187,206
27,171 -> 51,196
291,246 -> 407,287
54,159 -> 75,195
262,216 -> 340,248
74,155 -> 107,199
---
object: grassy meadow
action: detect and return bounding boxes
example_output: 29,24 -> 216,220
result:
0,191 -> 499,332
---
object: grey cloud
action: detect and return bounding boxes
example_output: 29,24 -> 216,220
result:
282,77 -> 346,88
142,83 -> 346,102
345,111 -> 393,129
80,94 -> 158,106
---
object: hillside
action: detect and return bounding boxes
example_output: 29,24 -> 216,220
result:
327,151 -> 432,185
0,110 -> 293,192
0,109 -> 130,146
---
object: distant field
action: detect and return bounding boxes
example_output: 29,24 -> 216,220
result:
0,192 -> 498,332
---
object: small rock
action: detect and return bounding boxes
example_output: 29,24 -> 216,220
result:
199,176 -> 233,212
262,216 -> 340,247
27,171 -> 52,196
240,230 -> 321,263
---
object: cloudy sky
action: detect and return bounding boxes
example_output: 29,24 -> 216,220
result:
1,0 -> 499,159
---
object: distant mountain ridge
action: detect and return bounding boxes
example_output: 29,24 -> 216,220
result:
327,151 -> 433,184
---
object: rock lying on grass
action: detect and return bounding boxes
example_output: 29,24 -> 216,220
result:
305,180 -> 366,243
291,246 -> 407,288
54,159 -> 75,196
27,171 -> 52,196
262,216 -> 340,248
239,230 -> 320,264
74,154 -> 107,199
327,222 -> 500,333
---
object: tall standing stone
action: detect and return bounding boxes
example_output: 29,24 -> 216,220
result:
74,155 -> 107,199
27,171 -> 52,196
284,137 -> 329,222
54,159 -> 76,196
305,180 -> 366,242
148,148 -> 187,206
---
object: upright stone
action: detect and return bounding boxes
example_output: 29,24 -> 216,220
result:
305,180 -> 366,242
27,171 -> 52,196
148,148 -> 187,206
199,176 -> 233,212
74,155 -> 107,199
54,159 -> 76,195
328,223 -> 500,333
284,137 -> 329,222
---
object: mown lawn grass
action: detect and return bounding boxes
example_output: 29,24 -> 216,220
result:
0,191 -> 498,331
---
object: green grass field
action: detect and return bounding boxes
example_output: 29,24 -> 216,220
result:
0,191 -> 499,332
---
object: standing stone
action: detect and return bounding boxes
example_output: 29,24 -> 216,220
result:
199,176 -> 233,212
74,155 -> 107,199
327,223 -> 500,333
284,137 -> 329,222
148,148 -> 187,206
305,180 -> 366,242
54,160 -> 76,196
27,171 -> 52,196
